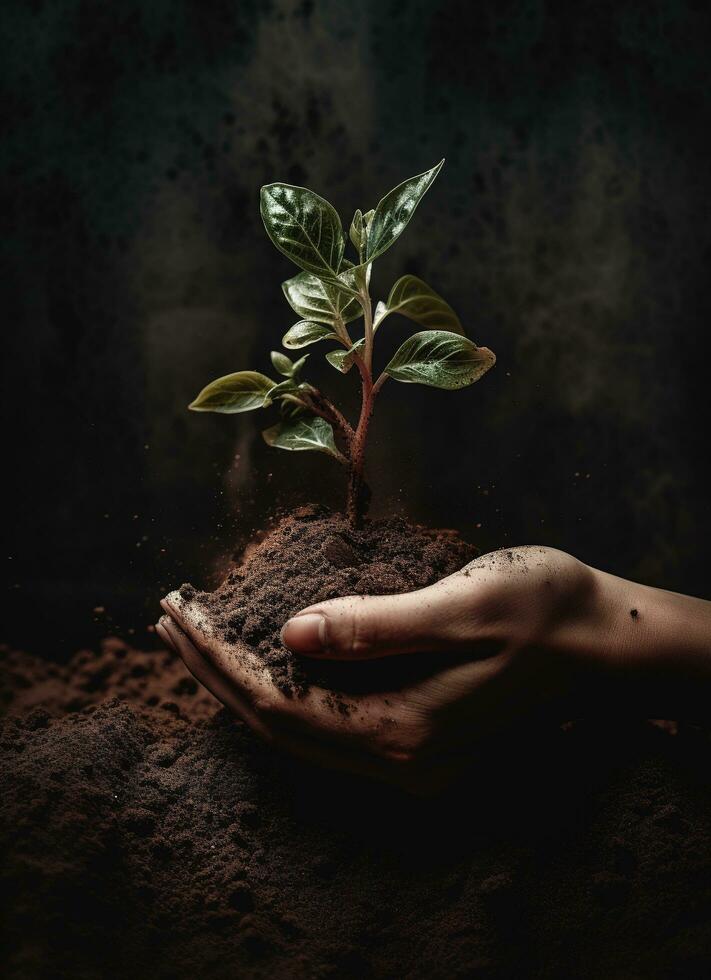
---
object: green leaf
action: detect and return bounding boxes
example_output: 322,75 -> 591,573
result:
282,320 -> 339,349
384,331 -> 495,389
189,371 -> 275,414
291,353 -> 309,378
349,209 -> 365,254
266,378 -> 299,399
339,257 -> 371,294
262,416 -> 340,457
348,209 -> 375,257
365,160 -> 444,262
260,183 -> 345,277
271,350 -> 294,377
375,275 -> 464,335
325,339 -> 365,374
282,270 -> 361,325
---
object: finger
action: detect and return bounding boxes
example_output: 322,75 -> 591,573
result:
161,596 -> 278,707
160,616 -> 243,713
162,596 -> 425,763
159,615 -> 273,740
280,573 -> 491,661
160,613 -> 416,784
155,620 -> 176,652
161,594 -> 469,779
160,603 -> 476,793
161,599 -> 395,747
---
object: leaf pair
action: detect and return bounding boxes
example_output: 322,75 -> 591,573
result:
280,268 -> 359,350
270,350 -> 308,379
189,347 -> 313,415
189,368 -> 342,459
260,160 -> 444,283
348,208 -> 374,257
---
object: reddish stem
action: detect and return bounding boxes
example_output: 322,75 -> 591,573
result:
304,389 -> 355,451
346,372 -> 388,526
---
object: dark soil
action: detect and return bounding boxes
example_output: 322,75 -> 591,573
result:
3,640 -> 711,978
3,515 -> 711,978
177,505 -> 477,692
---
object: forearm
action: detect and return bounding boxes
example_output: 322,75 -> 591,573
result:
594,568 -> 711,719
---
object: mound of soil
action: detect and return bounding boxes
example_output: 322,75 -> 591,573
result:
3,638 -> 711,978
177,506 -> 477,692
3,512 -> 711,978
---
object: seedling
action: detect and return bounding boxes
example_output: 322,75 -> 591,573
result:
189,160 -> 495,525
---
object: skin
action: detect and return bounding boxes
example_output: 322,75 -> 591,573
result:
158,546 -> 711,794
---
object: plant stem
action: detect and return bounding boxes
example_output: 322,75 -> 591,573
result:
344,277 -> 390,525
371,371 -> 388,397
346,380 -> 372,526
303,389 -> 355,452
362,286 -> 374,375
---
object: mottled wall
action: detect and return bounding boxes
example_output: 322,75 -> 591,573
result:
2,0 -> 711,654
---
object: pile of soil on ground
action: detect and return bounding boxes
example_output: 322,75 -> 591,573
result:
3,636 -> 711,979
177,505 -> 477,692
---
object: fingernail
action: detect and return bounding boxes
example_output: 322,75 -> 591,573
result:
281,613 -> 327,653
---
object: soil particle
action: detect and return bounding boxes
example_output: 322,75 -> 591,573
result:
179,507 -> 476,693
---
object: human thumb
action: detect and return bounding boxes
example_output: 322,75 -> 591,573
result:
280,576 -> 475,660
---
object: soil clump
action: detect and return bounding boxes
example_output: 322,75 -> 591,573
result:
178,505 -> 477,692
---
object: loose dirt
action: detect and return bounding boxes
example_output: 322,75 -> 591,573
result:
178,505 -> 476,692
2,514 -> 711,978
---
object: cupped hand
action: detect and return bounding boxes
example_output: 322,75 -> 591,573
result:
158,546 -> 625,792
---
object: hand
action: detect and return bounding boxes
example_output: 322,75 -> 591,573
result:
158,546 -> 639,792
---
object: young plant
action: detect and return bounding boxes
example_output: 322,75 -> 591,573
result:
189,160 -> 495,525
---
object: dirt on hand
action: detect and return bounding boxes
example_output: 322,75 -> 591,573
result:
177,505 -> 477,692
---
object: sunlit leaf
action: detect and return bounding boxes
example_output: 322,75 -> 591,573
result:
375,275 -> 463,334
365,160 -> 444,262
262,416 -> 340,457
325,338 -> 365,374
271,350 -> 294,377
282,270 -> 361,325
189,371 -> 275,413
384,331 -> 495,389
260,183 -> 344,277
282,320 -> 339,349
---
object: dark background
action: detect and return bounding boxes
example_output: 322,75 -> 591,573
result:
2,0 -> 710,657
